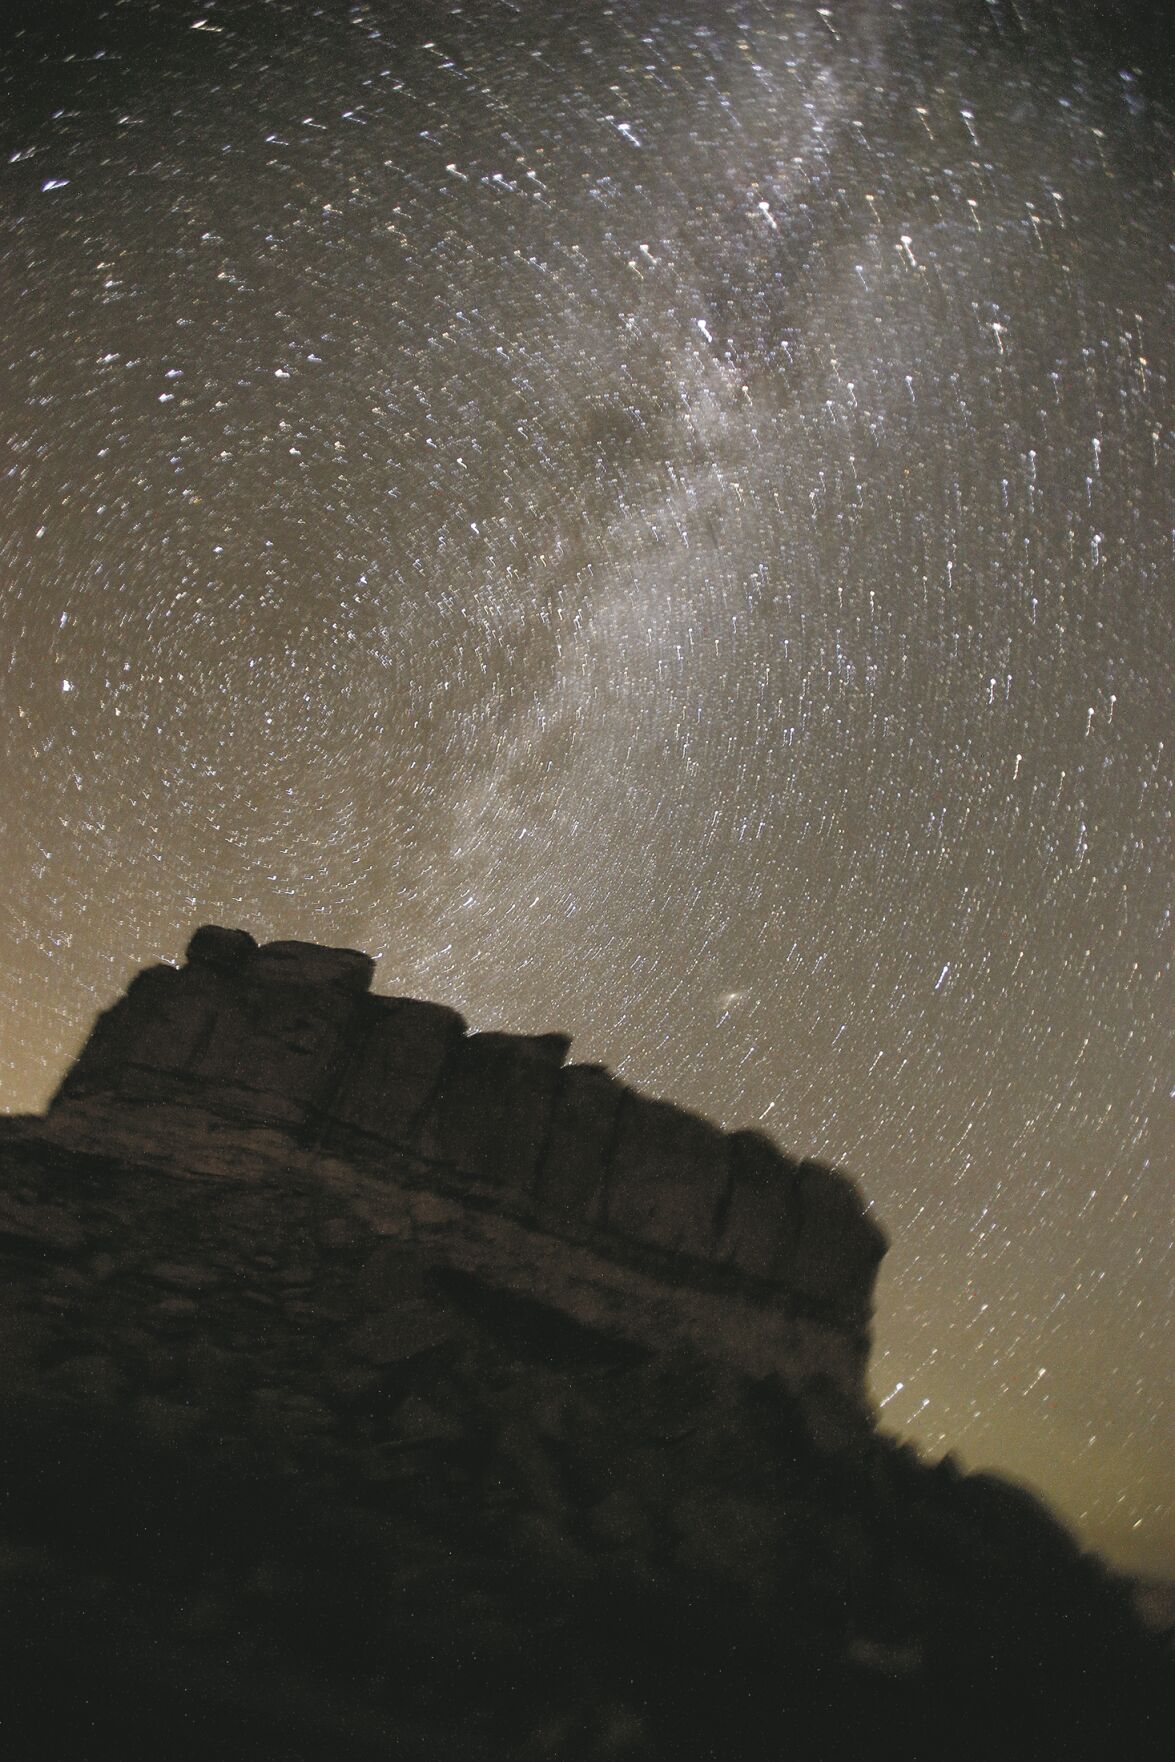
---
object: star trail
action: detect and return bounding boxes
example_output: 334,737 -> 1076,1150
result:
1,0 -> 1171,1575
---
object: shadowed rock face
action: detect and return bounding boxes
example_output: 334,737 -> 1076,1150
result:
2,929 -> 1170,1759
47,926 -> 888,1400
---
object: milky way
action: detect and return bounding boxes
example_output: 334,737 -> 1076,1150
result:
2,0 -> 1171,1574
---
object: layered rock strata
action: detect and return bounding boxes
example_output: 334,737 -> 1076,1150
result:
45,925 -> 887,1412
1,928 -> 1169,1759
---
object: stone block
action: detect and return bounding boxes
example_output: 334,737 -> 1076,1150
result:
604,1094 -> 731,1262
187,969 -> 366,1130
465,1030 -> 572,1068
252,937 -> 375,995
52,964 -> 227,1103
716,1130 -> 803,1282
184,925 -> 258,971
789,1161 -> 887,1309
328,997 -> 466,1148
415,1031 -> 569,1192
534,1064 -> 626,1231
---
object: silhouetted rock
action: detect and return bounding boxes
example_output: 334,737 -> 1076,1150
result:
537,1061 -> 626,1229
326,993 -> 466,1152
1,927 -> 1169,1759
718,1127 -> 802,1278
605,1093 -> 730,1260
415,1027 -> 570,1193
185,923 -> 258,969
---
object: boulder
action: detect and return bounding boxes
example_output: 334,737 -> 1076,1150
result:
51,963 -> 225,1104
251,938 -> 375,995
534,1063 -> 626,1231
789,1160 -> 887,1310
184,925 -> 258,971
716,1129 -> 803,1281
326,996 -> 466,1150
415,1030 -> 570,1194
186,974 -> 365,1130
604,1094 -> 731,1261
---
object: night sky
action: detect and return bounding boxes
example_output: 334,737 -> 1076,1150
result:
2,0 -> 1171,1576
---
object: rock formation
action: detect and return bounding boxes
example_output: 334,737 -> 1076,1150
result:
0,928 -> 1169,1758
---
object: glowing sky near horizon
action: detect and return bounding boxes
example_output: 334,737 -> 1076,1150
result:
1,1 -> 1171,1574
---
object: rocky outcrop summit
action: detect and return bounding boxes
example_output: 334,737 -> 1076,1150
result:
44,924 -> 885,1406
1,928 -> 1169,1758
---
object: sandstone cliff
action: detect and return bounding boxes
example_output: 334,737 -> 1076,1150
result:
0,928 -> 1169,1758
